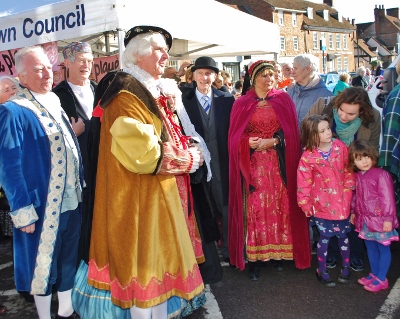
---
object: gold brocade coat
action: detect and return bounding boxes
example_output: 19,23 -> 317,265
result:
88,72 -> 204,309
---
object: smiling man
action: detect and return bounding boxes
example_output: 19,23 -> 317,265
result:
0,45 -> 83,319
181,56 -> 235,268
53,42 -> 97,185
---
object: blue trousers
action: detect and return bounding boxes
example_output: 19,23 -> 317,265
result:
43,207 -> 81,296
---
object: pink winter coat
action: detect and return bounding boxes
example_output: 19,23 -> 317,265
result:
297,139 -> 355,220
352,167 -> 399,232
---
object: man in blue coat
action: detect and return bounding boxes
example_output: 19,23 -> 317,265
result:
0,46 -> 83,319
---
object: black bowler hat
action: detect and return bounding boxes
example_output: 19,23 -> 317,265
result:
191,56 -> 219,74
124,25 -> 173,50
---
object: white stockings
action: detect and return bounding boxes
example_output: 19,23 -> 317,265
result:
129,301 -> 167,319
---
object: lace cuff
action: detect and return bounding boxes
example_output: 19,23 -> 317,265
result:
10,204 -> 39,229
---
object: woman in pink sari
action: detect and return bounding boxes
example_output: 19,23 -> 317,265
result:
228,61 -> 310,280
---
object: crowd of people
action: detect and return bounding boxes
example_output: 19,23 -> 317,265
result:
0,24 -> 400,319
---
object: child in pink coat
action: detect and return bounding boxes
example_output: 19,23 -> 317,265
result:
348,140 -> 399,292
298,115 -> 355,287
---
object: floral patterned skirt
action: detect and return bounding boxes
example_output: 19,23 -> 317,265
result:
358,223 -> 399,246
310,216 -> 351,238
245,149 -> 293,261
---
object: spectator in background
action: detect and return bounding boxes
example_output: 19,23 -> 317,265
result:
220,70 -> 233,93
333,72 -> 351,96
379,59 -> 400,220
0,76 -> 18,103
375,61 -> 383,77
53,41 -> 96,188
213,72 -> 230,93
287,54 -> 333,124
351,66 -> 368,89
162,61 -> 191,79
282,62 -> 293,80
232,79 -> 243,99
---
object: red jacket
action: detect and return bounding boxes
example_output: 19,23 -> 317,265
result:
352,167 -> 399,232
297,139 -> 355,220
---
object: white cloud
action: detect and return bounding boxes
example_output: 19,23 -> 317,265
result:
0,10 -> 13,17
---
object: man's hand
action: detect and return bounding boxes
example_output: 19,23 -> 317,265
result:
177,62 -> 191,77
70,117 -> 85,137
20,223 -> 35,233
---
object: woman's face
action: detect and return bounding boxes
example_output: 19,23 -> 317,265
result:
136,43 -> 169,80
292,61 -> 311,86
254,69 -> 275,93
337,103 -> 360,123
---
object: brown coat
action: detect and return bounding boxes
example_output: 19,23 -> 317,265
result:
305,97 -> 381,151
88,72 -> 204,309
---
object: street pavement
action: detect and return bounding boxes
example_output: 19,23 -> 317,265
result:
1,236 -> 400,319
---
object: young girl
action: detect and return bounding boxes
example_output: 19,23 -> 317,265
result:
298,115 -> 355,287
348,140 -> 399,292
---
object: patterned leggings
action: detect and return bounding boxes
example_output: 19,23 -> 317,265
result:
317,234 -> 350,272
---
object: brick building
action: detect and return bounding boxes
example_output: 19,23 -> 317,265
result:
356,5 -> 400,68
218,0 -> 357,72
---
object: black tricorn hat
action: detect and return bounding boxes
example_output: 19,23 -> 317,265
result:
124,25 -> 173,51
191,56 -> 219,74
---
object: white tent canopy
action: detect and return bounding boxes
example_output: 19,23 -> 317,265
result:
0,0 -> 280,59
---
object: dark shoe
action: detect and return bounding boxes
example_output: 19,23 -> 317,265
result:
55,312 -> 79,319
0,304 -> 7,314
271,260 -> 283,271
248,263 -> 261,281
338,266 -> 351,284
18,291 -> 34,303
325,258 -> 337,269
224,257 -> 236,268
350,259 -> 364,272
316,270 -> 336,287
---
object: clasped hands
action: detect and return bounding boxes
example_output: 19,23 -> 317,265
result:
249,137 -> 274,151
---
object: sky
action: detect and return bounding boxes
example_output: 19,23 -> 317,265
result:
0,0 -> 399,23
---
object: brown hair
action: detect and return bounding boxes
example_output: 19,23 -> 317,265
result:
301,114 -> 330,151
334,87 -> 375,126
347,140 -> 378,173
339,73 -> 350,82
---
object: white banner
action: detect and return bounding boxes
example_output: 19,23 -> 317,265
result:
0,0 -> 118,51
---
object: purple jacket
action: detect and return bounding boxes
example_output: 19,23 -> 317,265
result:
353,167 -> 399,232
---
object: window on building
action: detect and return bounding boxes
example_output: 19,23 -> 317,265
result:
337,57 -> 342,71
292,12 -> 297,26
329,34 -> 334,49
343,34 -> 348,50
344,57 -> 348,71
293,37 -> 299,51
280,36 -> 286,50
336,34 -> 341,49
278,11 -> 284,25
313,32 -> 318,49
321,32 -> 325,39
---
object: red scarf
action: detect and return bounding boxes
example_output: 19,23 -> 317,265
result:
228,88 -> 311,270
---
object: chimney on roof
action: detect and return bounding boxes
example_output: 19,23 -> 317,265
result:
307,7 -> 313,19
323,0 -> 334,7
386,8 -> 399,19
351,18 -> 355,25
374,4 -> 386,36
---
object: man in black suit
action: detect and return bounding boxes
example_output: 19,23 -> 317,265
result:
53,42 -> 97,185
181,56 -> 235,263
